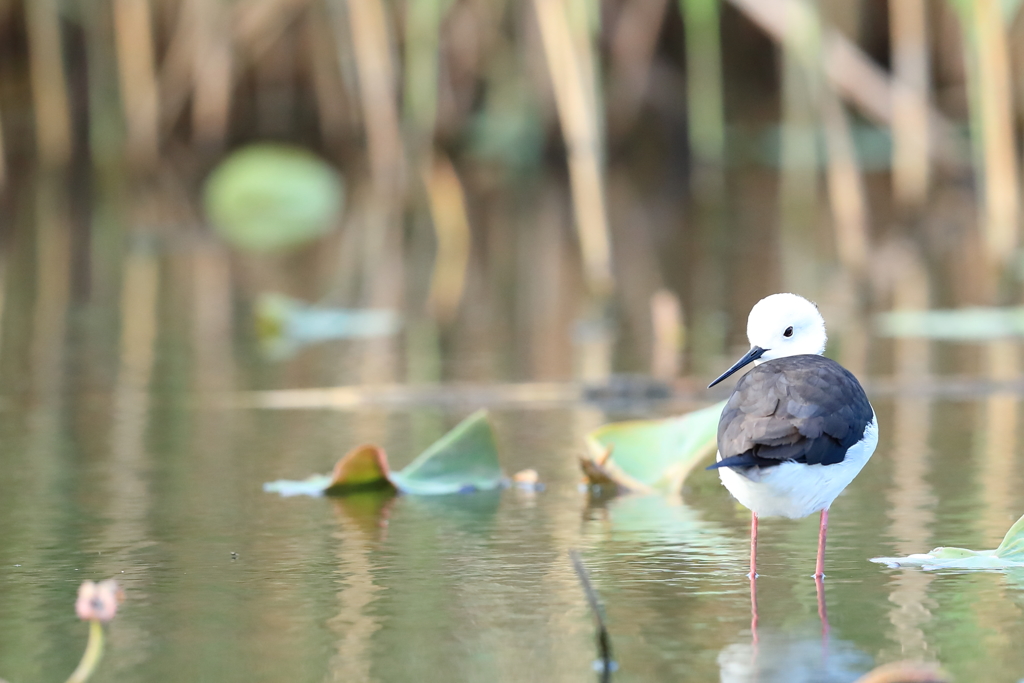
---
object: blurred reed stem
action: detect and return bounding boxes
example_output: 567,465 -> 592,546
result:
340,0 -> 404,188
81,0 -> 127,169
972,0 -> 1020,269
889,0 -> 931,208
423,154 -> 472,323
678,0 -> 727,372
113,0 -> 160,167
0,103 -> 6,188
252,17 -> 296,137
337,0 -> 406,311
25,0 -> 72,167
306,2 -> 352,152
607,0 -> 669,133
191,0 -> 233,149
778,0 -> 821,295
533,0 -> 614,300
403,0 -> 452,156
680,0 -> 726,172
157,0 -> 197,138
681,0 -> 727,360
728,0 -> 967,169
821,90 -> 868,281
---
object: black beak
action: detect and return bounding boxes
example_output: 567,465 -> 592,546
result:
708,346 -> 766,388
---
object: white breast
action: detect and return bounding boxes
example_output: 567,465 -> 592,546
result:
716,415 -> 878,519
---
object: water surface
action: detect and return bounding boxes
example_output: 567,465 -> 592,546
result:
2,387 -> 1024,683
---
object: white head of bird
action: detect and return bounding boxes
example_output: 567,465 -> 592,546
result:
709,293 -> 827,388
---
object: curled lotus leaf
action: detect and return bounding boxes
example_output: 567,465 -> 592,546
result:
264,410 -> 504,497
580,402 -> 725,494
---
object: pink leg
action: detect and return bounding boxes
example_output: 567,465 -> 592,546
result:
814,509 -> 828,578
749,512 -> 759,579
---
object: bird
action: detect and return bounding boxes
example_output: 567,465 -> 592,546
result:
706,293 -> 877,580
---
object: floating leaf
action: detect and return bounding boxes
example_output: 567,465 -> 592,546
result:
262,473 -> 335,498
389,410 -> 504,494
876,307 -> 1024,340
580,402 -> 725,494
255,293 -> 400,359
871,513 -> 1024,570
204,144 -> 344,253
264,410 -> 504,497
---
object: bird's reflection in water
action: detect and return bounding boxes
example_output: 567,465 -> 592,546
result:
734,572 -> 869,682
718,625 -> 872,683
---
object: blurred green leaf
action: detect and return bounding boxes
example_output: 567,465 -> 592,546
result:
255,293 -> 400,358
203,144 -> 344,252
466,60 -> 544,173
876,307 -> 1024,340
264,410 -> 504,497
580,401 -> 725,493
871,513 -> 1024,569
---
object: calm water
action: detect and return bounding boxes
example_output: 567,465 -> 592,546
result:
2,380 -> 1024,682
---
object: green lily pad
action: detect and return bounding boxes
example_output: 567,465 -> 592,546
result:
871,513 -> 1024,570
580,401 -> 725,494
263,409 -> 504,497
204,144 -> 344,253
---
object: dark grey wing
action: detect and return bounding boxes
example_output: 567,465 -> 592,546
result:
710,355 -> 873,469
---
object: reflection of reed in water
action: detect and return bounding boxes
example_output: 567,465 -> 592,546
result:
30,178 -> 71,404
98,245 -> 160,678
977,340 -> 1019,548
327,497 -> 385,683
881,241 -> 936,663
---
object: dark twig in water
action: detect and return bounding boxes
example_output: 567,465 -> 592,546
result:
569,549 -> 614,680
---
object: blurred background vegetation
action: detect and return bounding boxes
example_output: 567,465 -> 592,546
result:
0,0 -> 1022,391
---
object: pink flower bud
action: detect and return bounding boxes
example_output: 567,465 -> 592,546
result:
75,580 -> 124,622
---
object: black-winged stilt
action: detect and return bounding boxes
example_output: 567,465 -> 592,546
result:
707,293 -> 878,581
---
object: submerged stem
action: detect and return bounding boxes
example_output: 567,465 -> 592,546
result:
66,620 -> 105,683
569,549 -> 614,679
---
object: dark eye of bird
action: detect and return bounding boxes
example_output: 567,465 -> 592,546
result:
784,326 -> 794,337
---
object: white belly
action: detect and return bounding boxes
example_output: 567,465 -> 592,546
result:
716,415 -> 878,519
